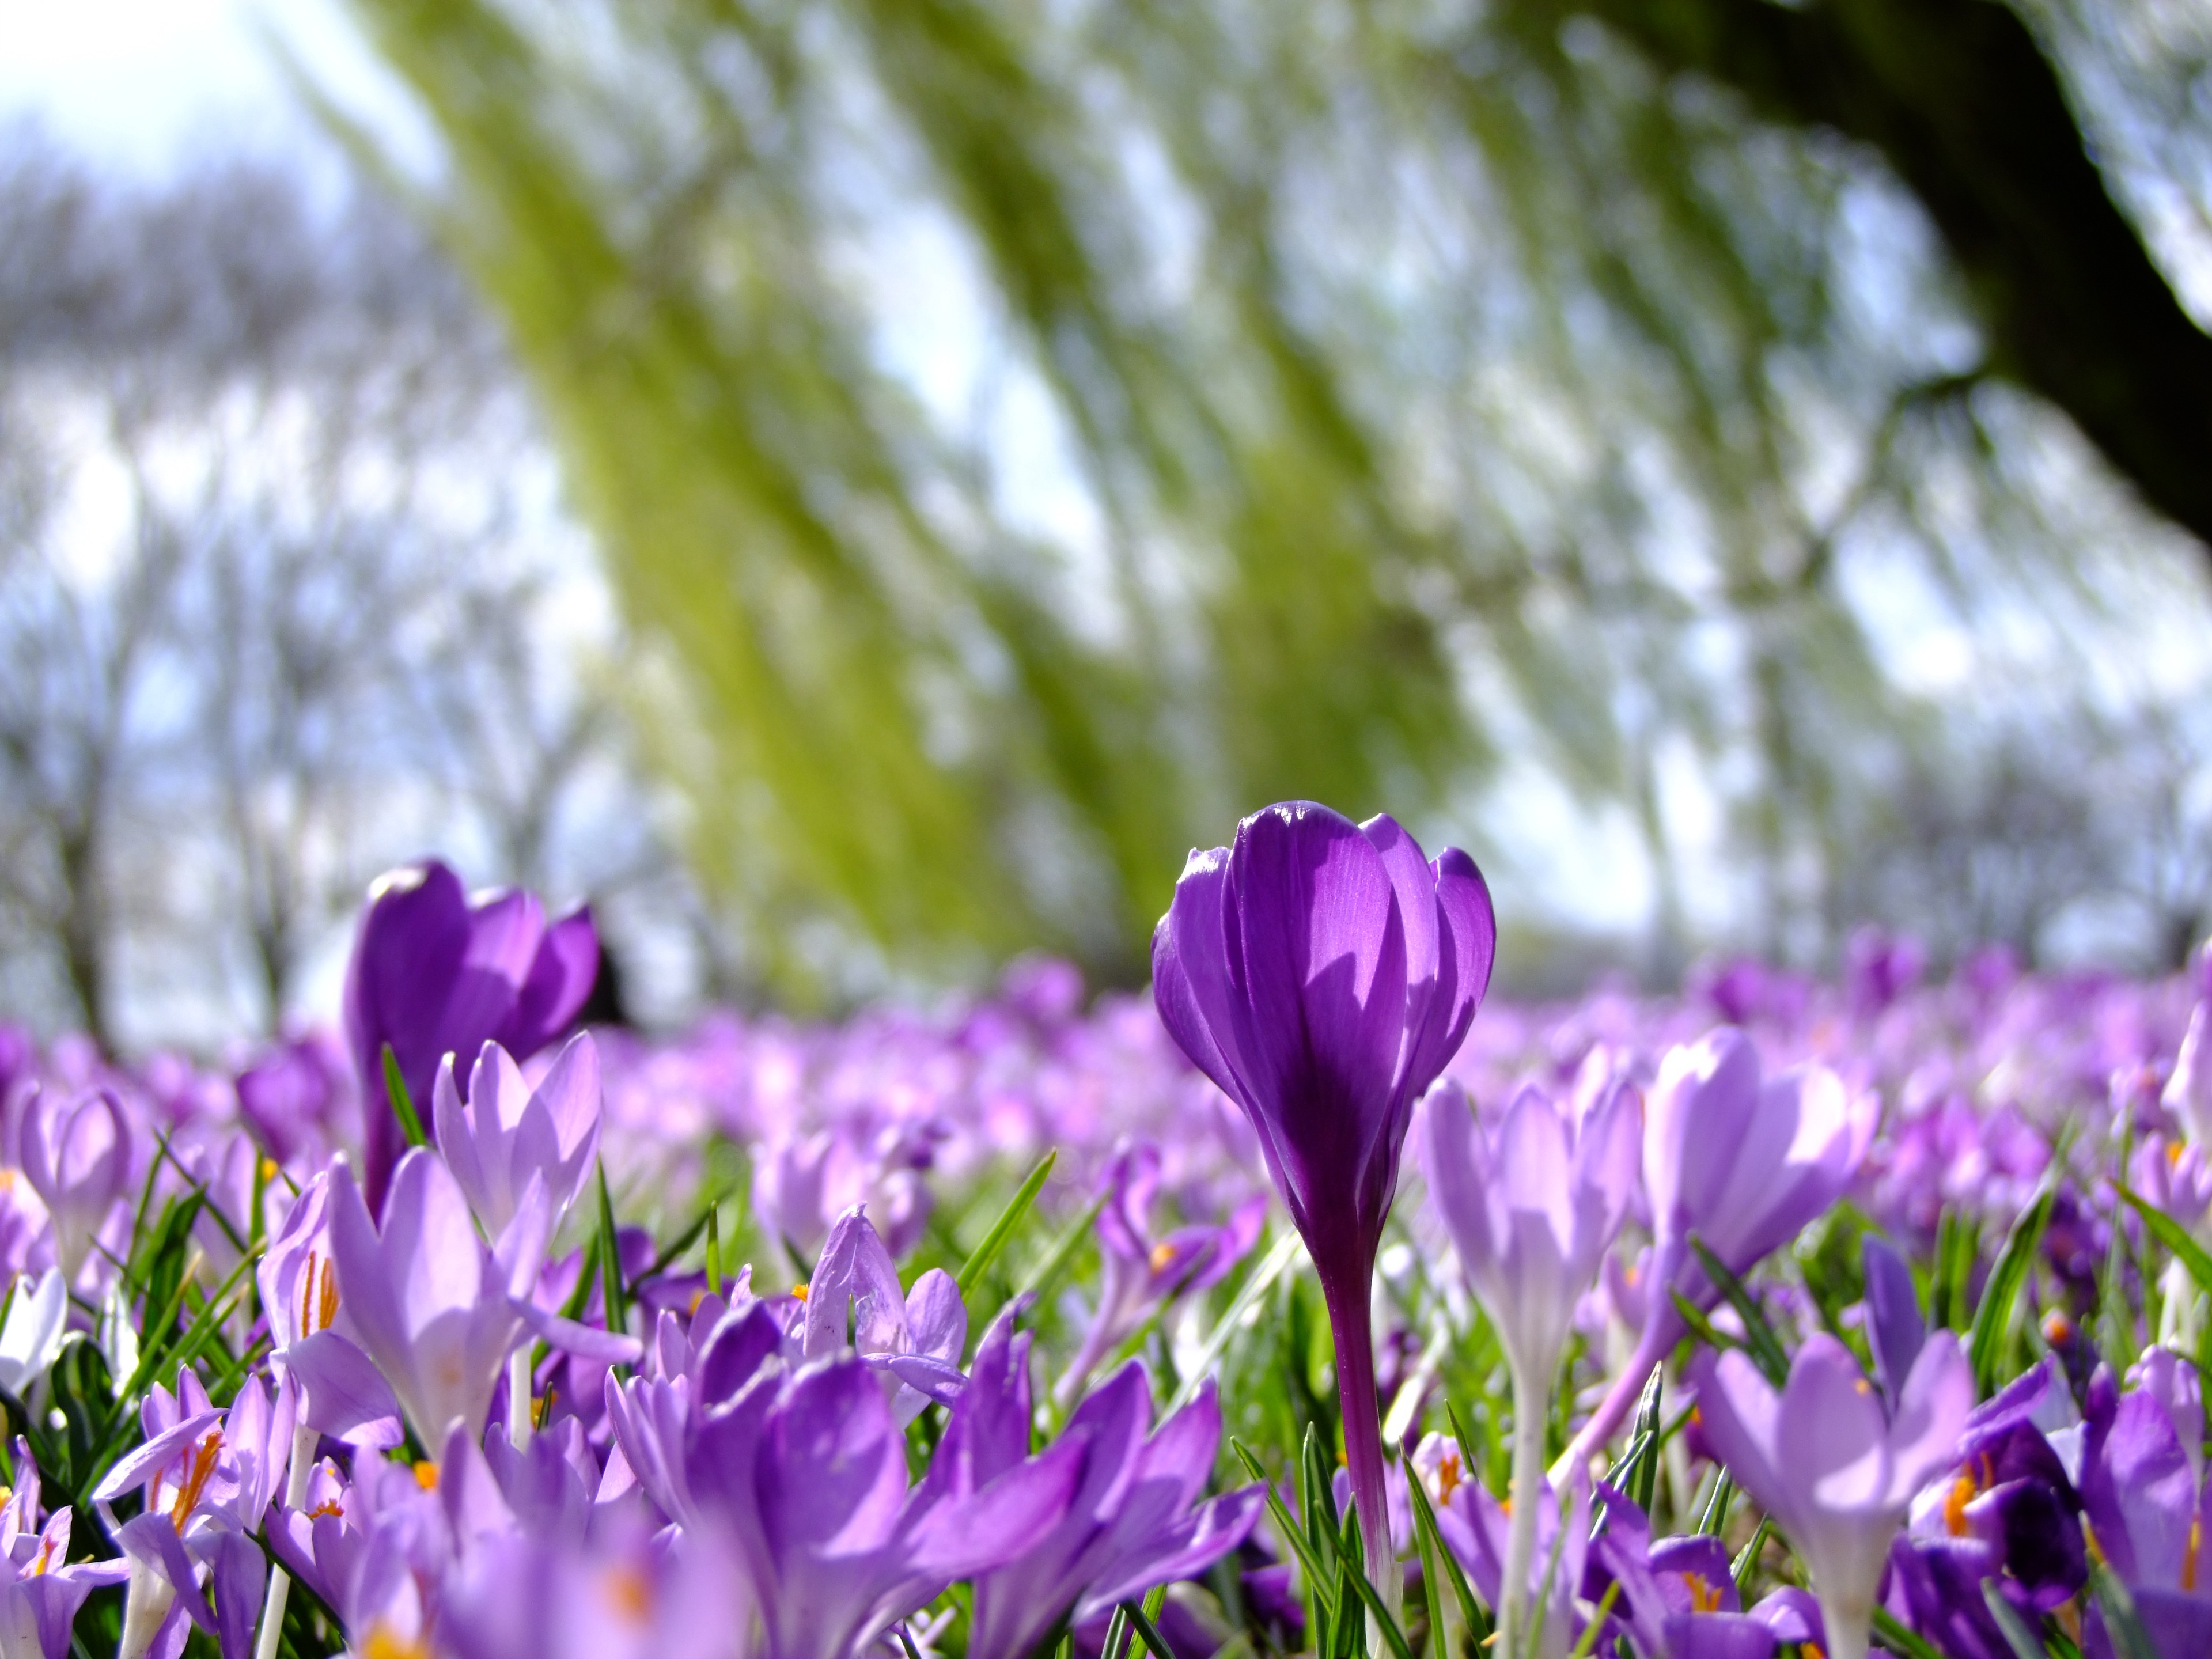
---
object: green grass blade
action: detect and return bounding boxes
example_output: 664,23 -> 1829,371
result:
1334,1501 -> 1414,1659
1230,1438 -> 1337,1620
1871,1607 -> 1946,1659
383,1044 -> 428,1149
1166,1230 -> 1301,1412
1968,1181 -> 2055,1395
596,1161 -> 629,1340
956,1150 -> 1056,1298
1979,1581 -> 2050,1659
1404,1461 -> 1484,1650
1688,1236 -> 1791,1387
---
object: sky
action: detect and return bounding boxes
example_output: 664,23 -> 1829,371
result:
0,0 -> 425,179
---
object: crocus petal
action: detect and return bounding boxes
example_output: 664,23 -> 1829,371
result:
279,1331 -> 403,1448
1862,1234 -> 1926,1408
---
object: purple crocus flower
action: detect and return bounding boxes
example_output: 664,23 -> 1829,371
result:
2165,1002 -> 2212,1147
1559,1029 -> 1873,1475
93,1368 -> 295,1659
1888,1356 -> 2087,1656
1688,1331 -> 1972,1659
2073,1358 -> 2212,1653
1056,1142 -> 1265,1406
343,859 -> 597,1217
317,1148 -> 636,1447
1421,1077 -> 1636,1659
944,1307 -> 1264,1659
802,1206 -> 968,1423
0,1440 -> 128,1659
433,1035 -> 603,1242
440,1520 -> 747,1659
1152,801 -> 1493,1586
17,1085 -> 134,1285
1435,1462 -> 1592,1659
685,1343 -> 1083,1659
1584,1486 -> 1825,1659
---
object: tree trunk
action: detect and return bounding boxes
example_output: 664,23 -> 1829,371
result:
1547,0 -> 2212,555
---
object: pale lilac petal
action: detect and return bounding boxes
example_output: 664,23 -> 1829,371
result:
904,1270 -> 967,1366
281,1331 -> 403,1446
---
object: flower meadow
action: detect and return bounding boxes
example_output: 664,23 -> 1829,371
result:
3,808 -> 2212,1659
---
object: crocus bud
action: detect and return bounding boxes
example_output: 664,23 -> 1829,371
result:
18,1086 -> 134,1285
1152,801 -> 1494,1592
342,861 -> 597,1217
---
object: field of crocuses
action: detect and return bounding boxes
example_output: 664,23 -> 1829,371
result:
3,804 -> 2211,1659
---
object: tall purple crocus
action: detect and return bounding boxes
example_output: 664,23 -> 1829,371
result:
1152,801 -> 1494,1593
1557,1029 -> 1873,1477
343,860 -> 597,1217
1422,1078 -> 1637,1658
1689,1332 -> 1972,1659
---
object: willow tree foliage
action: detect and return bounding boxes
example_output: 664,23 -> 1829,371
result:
325,0 -> 2212,996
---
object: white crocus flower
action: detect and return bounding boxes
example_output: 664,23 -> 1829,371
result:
0,1269 -> 69,1396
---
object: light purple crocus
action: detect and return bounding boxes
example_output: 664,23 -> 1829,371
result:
2165,1002 -> 2212,1147
1152,801 -> 1493,1588
343,859 -> 597,1217
433,1035 -> 603,1242
1056,1142 -> 1265,1406
1689,1331 -> 1972,1659
1435,1463 -> 1593,1659
0,1440 -> 128,1659
803,1206 -> 968,1423
1558,1029 -> 1874,1476
93,1368 -> 296,1659
318,1148 -> 636,1448
17,1085 -> 134,1285
1422,1078 -> 1637,1659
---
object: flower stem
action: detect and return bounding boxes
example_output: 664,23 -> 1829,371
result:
1550,1316 -> 1670,1484
253,1421 -> 320,1659
1321,1275 -> 1400,1616
1500,1355 -> 1546,1659
509,1346 -> 535,1449
1815,1593 -> 1869,1659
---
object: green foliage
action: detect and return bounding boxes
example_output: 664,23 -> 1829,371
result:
311,0 -> 2209,993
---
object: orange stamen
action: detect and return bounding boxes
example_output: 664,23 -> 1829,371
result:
1435,1450 -> 1464,1507
308,1500 -> 344,1520
413,1461 -> 438,1491
363,1624 -> 429,1659
2044,1310 -> 2074,1346
1681,1573 -> 1724,1614
604,1565 -> 652,1623
2186,1515 -> 2203,1593
1148,1241 -> 1178,1274
318,1256 -> 339,1332
791,1283 -> 809,1303
169,1433 -> 223,1531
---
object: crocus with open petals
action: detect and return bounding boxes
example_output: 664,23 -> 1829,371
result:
321,1149 -> 636,1447
1559,1029 -> 1874,1475
343,860 -> 597,1216
1152,801 -> 1493,1586
1689,1331 -> 1972,1659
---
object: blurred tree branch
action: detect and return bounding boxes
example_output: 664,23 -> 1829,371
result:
1540,0 -> 2212,552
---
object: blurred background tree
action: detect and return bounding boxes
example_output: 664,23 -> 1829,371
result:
303,0 -> 2212,1000
9,0 -> 2212,1044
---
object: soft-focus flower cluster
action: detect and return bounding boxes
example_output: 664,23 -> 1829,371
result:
1,834 -> 2211,1659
